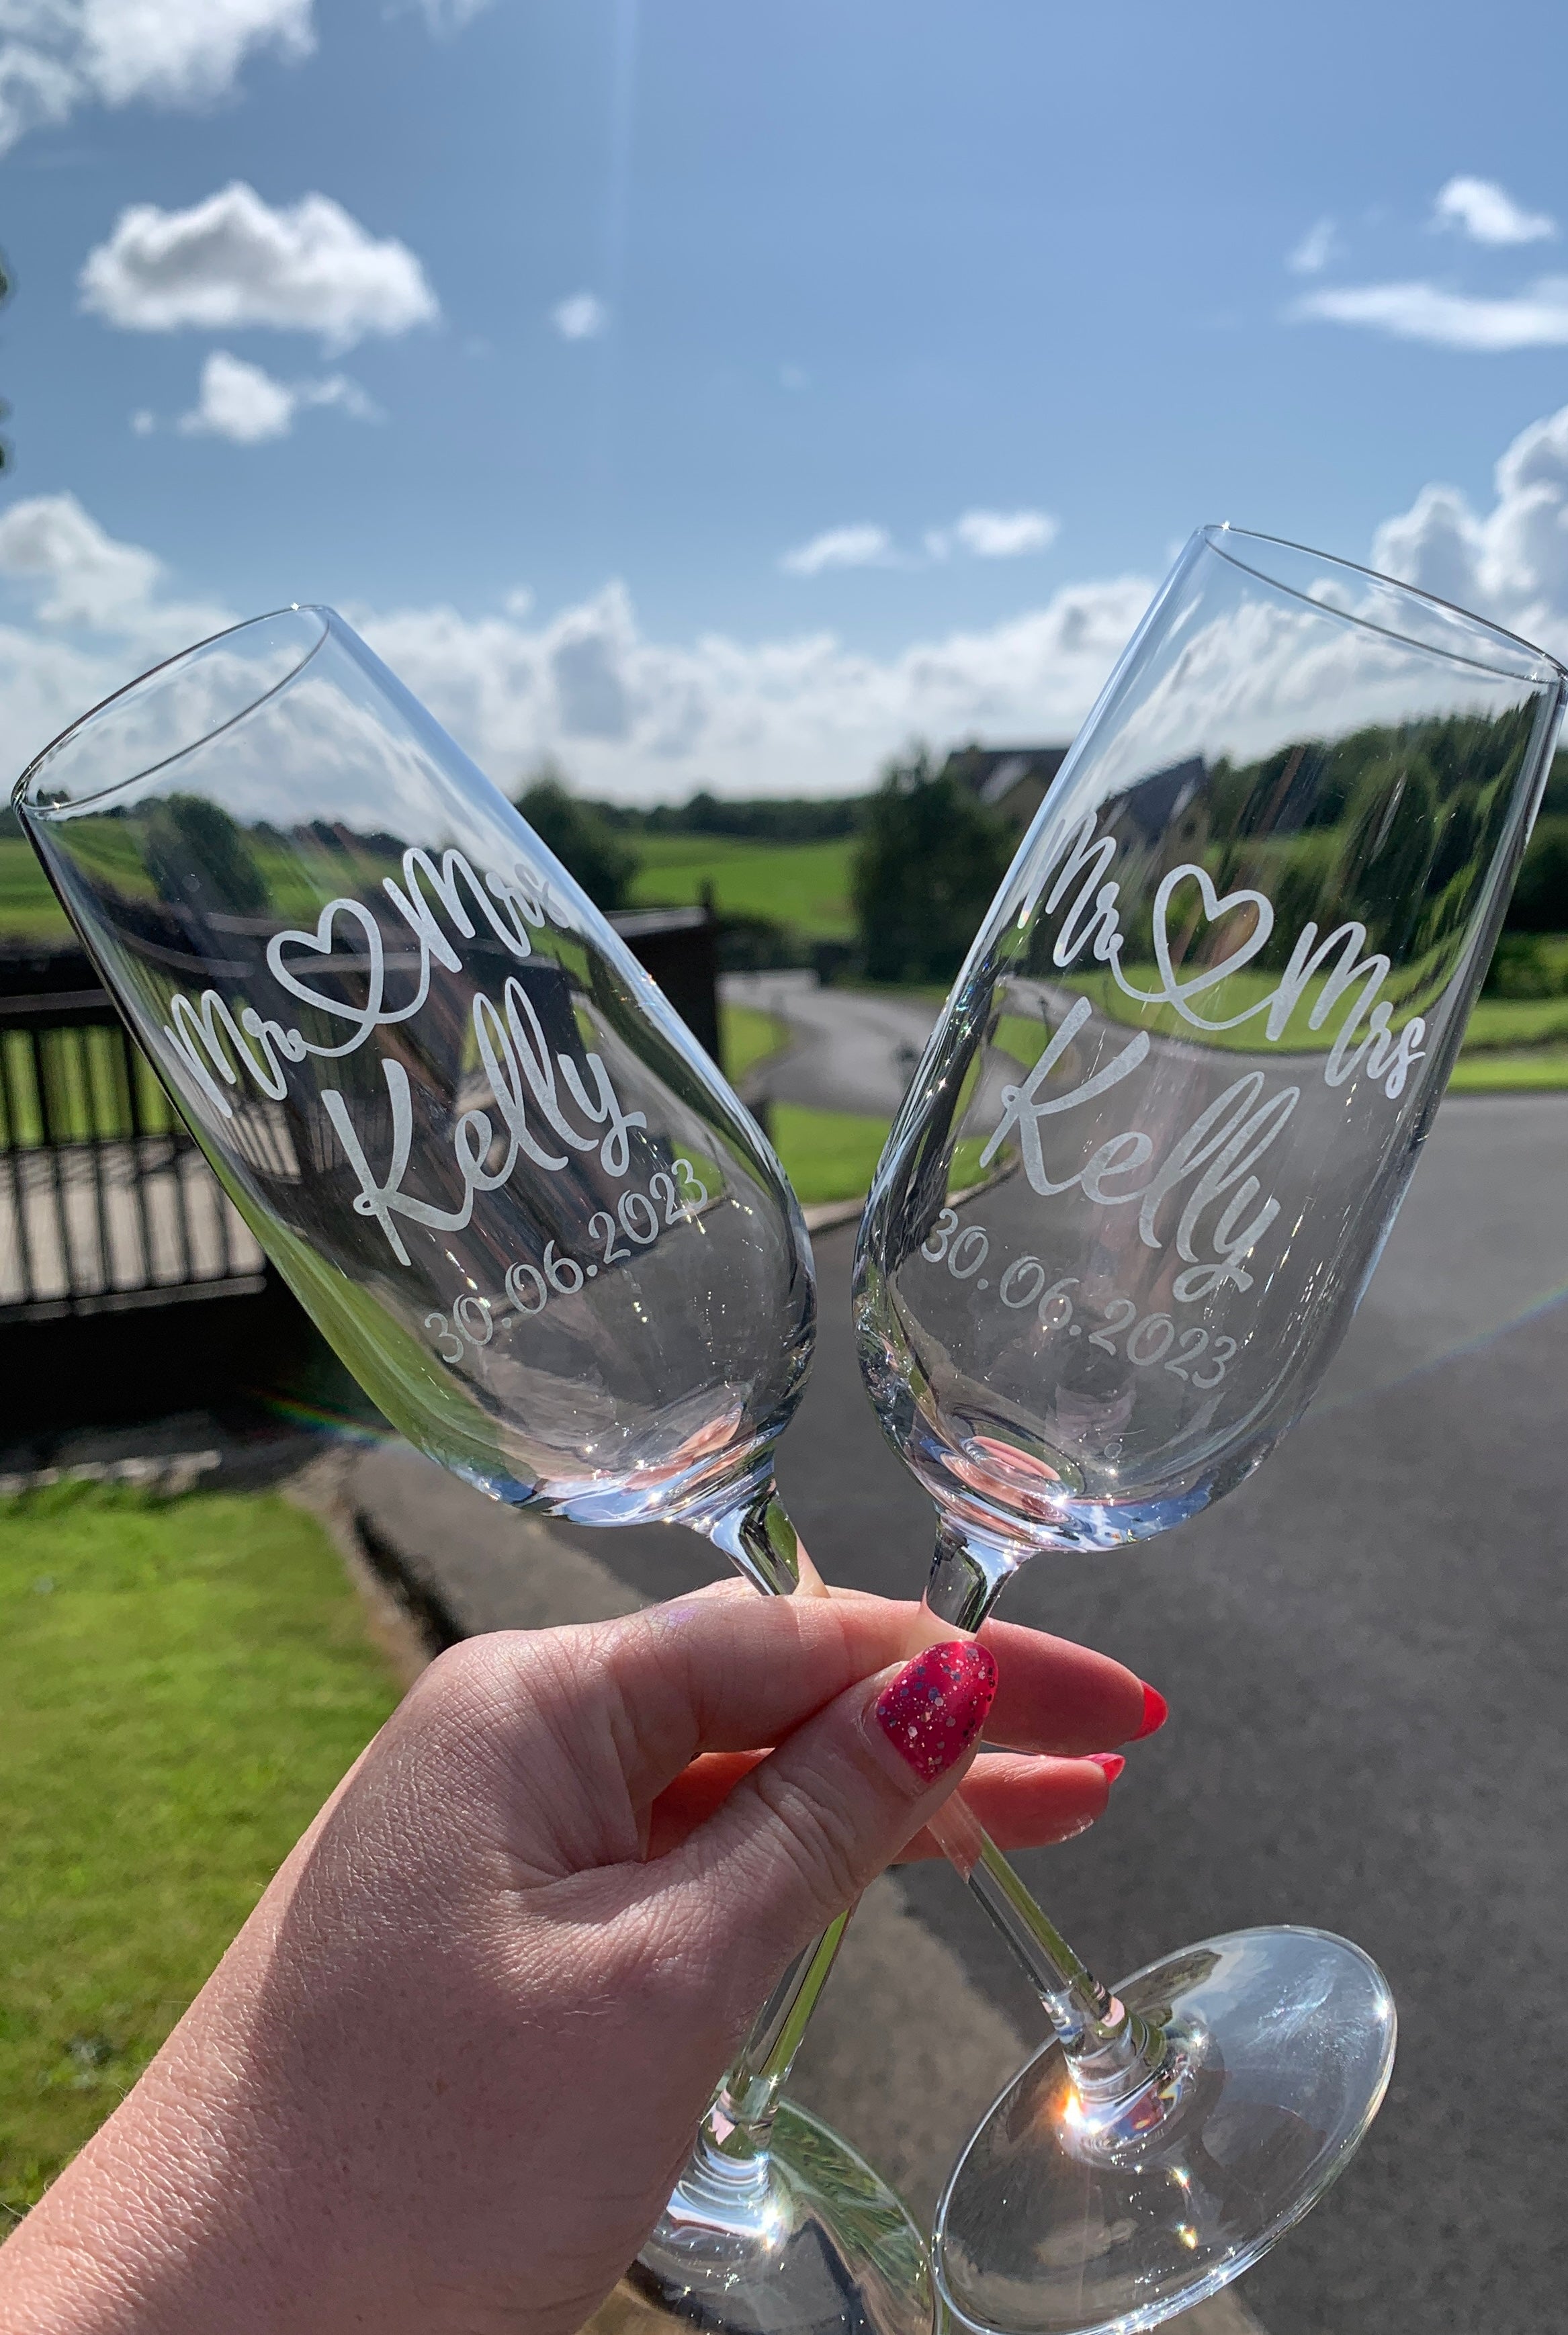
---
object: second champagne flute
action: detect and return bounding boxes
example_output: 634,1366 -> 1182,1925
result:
854,526 -> 1566,2334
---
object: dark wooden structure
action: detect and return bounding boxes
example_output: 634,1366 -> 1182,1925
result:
608,905 -> 722,1064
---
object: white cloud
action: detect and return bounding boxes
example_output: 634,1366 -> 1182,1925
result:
1432,175 -> 1556,247
1371,403 -> 1568,656
175,349 -> 381,443
24,404 -> 1568,813
1292,275 -> 1568,351
88,0 -> 312,107
1288,217 -> 1337,275
0,492 -> 1151,797
0,40 -> 79,150
0,0 -> 313,152
929,509 -> 1057,560
0,492 -> 233,644
351,575 -> 1154,797
179,349 -> 293,442
80,183 -> 439,352
780,524 -> 895,577
551,291 -> 608,341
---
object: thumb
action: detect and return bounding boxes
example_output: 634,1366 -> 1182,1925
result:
668,1641 -> 998,1953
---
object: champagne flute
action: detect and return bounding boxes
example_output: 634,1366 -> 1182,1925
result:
14,607 -> 930,2335
853,527 -> 1566,2334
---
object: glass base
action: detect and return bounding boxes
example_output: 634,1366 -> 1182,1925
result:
932,1926 -> 1395,2335
591,2100 -> 934,2335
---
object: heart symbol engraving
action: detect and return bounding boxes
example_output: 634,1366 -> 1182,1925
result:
267,898 -> 387,1029
1150,863 -> 1274,1004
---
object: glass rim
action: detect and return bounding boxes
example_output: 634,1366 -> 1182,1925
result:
12,603 -> 332,813
1202,522 -> 1567,686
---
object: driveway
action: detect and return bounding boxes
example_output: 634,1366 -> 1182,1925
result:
723,971 -> 940,1114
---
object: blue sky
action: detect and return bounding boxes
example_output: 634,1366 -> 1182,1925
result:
5,0 -> 1568,795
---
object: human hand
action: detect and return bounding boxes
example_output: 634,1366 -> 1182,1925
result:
1,1586 -> 1154,2335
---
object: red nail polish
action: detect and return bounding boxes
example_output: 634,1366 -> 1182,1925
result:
1088,1752 -> 1126,1781
1133,1682 -> 1168,1739
874,1642 -> 998,1783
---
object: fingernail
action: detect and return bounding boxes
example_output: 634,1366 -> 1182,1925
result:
1133,1682 -> 1168,1739
873,1642 -> 998,1783
1088,1752 -> 1126,1781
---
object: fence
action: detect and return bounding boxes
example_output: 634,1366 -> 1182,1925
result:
0,943 -> 265,1323
0,909 -> 722,1329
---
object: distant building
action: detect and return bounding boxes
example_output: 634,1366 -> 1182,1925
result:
942,744 -> 1071,829
1119,756 -> 1207,846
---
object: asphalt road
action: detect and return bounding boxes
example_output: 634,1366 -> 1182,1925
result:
724,972 -> 939,1113
758,1092 -> 1568,2335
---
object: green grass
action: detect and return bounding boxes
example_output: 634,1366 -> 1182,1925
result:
1461,996 -> 1568,1049
767,1106 -> 990,1208
1448,1047 -> 1568,1091
0,839 -> 69,940
720,1001 -> 791,1084
992,984 -> 1568,1088
771,1103 -> 891,1205
0,1483 -> 399,2218
628,835 -> 855,938
1,1026 -> 175,1148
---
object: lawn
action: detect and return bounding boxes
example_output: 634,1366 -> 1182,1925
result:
720,1000 -> 790,1084
0,838 -> 70,940
1448,1047 -> 1568,1091
628,834 -> 856,938
1461,995 -> 1568,1049
769,1103 -> 892,1206
0,830 -> 859,942
0,1483 -> 399,2219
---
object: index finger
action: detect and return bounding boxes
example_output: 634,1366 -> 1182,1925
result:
521,1590 -> 1147,1823
805,1585 -> 1149,1753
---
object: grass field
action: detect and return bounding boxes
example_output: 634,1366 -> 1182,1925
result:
720,1000 -> 790,1084
1449,1047 -> 1568,1090
1461,995 -> 1568,1049
627,834 -> 855,938
0,831 -> 859,943
0,1483 -> 398,2218
0,839 -> 69,940
9,820 -> 1568,1094
769,1103 -> 891,1205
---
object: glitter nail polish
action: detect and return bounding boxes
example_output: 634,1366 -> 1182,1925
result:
873,1641 -> 998,1783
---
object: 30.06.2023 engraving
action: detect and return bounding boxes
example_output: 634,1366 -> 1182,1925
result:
425,1155 -> 709,1363
920,1208 -> 1237,1388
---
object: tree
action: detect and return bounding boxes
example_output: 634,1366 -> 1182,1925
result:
514,768 -> 640,910
851,750 -> 1013,983
1507,816 -> 1568,932
144,794 -> 269,914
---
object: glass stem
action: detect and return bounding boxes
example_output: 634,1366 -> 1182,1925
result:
679,1480 -> 1163,2197
922,1516 -> 1164,2101
677,1475 -> 852,2181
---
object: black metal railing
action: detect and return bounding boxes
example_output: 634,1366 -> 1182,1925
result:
0,944 -> 265,1322
1,910 -> 722,1327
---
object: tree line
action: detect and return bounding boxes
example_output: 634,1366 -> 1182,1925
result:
515,739 -> 1568,992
